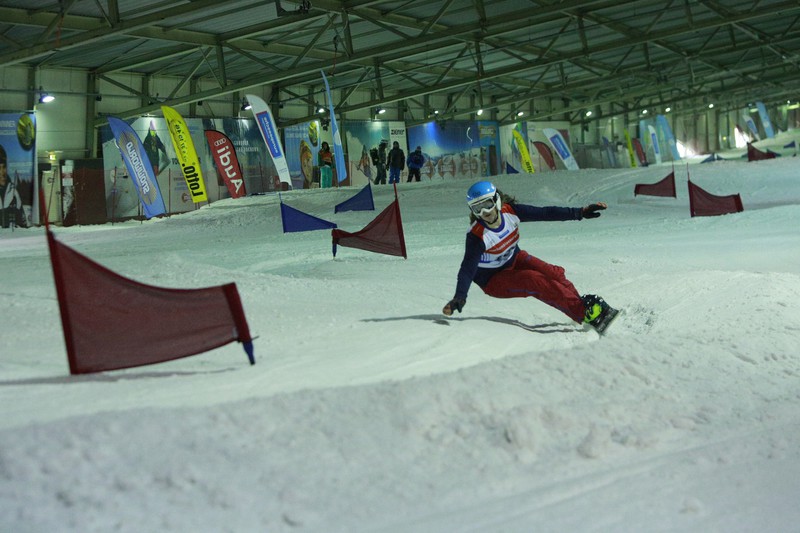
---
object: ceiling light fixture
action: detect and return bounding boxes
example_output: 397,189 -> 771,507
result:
241,99 -> 252,111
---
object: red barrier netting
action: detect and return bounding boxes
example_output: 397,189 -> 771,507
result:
747,143 -> 777,162
46,231 -> 253,374
634,171 -> 677,198
688,180 -> 744,217
331,188 -> 407,259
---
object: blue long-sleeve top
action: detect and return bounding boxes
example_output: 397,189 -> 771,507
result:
453,202 -> 583,300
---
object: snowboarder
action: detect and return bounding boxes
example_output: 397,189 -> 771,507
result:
443,181 -> 617,332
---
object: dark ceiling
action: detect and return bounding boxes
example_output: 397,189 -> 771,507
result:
2,0 -> 799,126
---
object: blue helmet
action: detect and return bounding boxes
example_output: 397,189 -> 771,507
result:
466,181 -> 501,215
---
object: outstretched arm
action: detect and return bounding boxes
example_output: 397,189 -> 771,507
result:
443,233 -> 484,315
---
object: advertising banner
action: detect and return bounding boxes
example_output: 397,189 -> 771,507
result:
107,117 -> 167,219
284,121 -> 319,189
204,130 -> 247,198
162,105 -> 208,203
320,70 -> 348,184
0,112 -> 36,228
246,94 -> 292,187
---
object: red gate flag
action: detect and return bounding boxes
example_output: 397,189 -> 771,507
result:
46,231 -> 254,374
634,171 -> 677,198
205,130 -> 247,198
688,180 -> 743,217
332,184 -> 407,258
747,143 -> 777,161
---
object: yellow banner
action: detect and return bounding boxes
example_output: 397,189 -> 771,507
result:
161,105 -> 208,203
512,128 -> 535,173
624,129 -> 637,168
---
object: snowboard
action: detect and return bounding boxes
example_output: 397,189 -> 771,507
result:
589,306 -> 620,335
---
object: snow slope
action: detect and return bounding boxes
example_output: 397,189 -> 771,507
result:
1,135 -> 799,532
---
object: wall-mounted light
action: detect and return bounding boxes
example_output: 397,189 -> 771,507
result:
38,86 -> 54,103
377,107 -> 386,115
241,99 -> 252,111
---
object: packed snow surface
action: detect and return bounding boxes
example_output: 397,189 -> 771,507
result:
1,137 -> 799,532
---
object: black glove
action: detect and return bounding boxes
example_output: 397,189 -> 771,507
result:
582,202 -> 607,219
443,298 -> 466,316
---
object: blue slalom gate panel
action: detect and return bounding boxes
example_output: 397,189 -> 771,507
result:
334,183 -> 375,213
280,202 -> 337,233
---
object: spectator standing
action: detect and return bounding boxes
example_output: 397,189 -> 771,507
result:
318,141 -> 334,188
373,141 -> 388,185
387,141 -> 405,184
406,146 -> 425,182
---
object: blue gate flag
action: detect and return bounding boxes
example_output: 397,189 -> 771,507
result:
108,117 -> 166,219
280,202 -> 337,233
334,183 -> 375,213
320,70 -> 348,184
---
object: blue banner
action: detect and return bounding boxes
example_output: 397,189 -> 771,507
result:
108,117 -> 166,219
755,101 -> 775,138
320,70 -> 348,183
656,114 -> 680,160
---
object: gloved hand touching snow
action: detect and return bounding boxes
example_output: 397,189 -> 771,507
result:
443,298 -> 466,316
582,202 -> 608,219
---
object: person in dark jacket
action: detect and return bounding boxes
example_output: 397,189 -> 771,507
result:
387,141 -> 405,184
373,141 -> 388,185
443,180 -> 613,330
406,146 -> 425,182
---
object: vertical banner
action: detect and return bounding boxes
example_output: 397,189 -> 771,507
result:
624,129 -> 637,168
320,70 -> 348,184
107,117 -> 167,219
543,128 -> 580,170
204,130 -> 247,198
742,111 -> 760,141
755,101 -> 775,138
647,125 -> 662,164
512,127 -> 535,173
656,114 -> 680,161
161,105 -> 208,203
246,94 -> 292,187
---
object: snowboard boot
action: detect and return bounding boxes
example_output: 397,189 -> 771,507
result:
581,294 -> 619,334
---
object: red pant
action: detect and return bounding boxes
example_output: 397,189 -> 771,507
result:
482,250 -> 585,323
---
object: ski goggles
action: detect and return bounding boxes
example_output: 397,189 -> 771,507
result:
468,195 -> 497,215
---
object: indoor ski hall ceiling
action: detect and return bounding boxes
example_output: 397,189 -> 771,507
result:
1,0 -> 799,126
